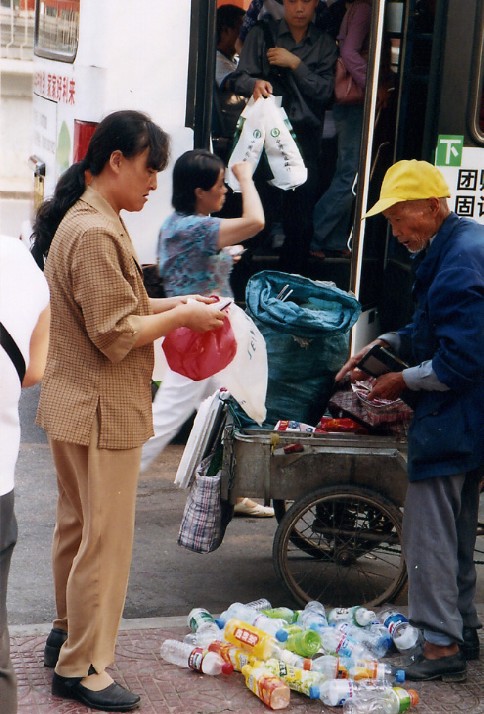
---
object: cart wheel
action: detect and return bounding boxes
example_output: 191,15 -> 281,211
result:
273,485 -> 407,608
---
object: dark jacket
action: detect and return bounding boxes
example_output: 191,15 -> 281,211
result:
398,213 -> 484,480
232,17 -> 337,133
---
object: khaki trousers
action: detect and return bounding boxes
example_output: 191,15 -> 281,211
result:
49,415 -> 141,677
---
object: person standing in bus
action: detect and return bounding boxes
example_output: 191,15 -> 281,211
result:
141,149 -> 274,517
30,111 -> 226,712
310,0 -> 372,260
231,0 -> 337,275
337,160 -> 484,681
0,236 -> 50,714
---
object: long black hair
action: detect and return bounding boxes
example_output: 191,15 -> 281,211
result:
31,110 -> 170,268
172,149 -> 224,214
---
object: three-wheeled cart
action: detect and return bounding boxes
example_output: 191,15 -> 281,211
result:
220,419 -> 409,609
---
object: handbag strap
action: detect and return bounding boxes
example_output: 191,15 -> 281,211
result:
0,321 -> 26,384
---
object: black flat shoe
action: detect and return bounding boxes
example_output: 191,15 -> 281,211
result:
405,650 -> 467,682
462,626 -> 480,660
44,628 -> 68,668
52,672 -> 140,712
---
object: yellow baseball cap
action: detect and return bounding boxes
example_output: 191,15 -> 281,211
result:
363,159 -> 451,218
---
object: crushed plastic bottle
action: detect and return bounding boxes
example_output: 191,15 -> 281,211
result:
335,622 -> 392,660
242,662 -> 291,709
245,598 -> 272,611
311,679 -> 389,706
342,686 -> 419,713
160,639 -> 233,675
216,603 -> 288,641
310,653 -> 351,679
328,606 -> 377,628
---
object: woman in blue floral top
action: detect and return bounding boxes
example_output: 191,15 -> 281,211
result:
142,150 -> 274,516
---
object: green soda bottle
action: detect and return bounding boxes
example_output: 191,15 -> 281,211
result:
284,626 -> 321,657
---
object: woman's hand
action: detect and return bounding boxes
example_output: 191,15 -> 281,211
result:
231,162 -> 254,184
178,300 -> 226,333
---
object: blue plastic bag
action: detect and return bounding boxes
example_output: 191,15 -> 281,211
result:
244,271 -> 361,427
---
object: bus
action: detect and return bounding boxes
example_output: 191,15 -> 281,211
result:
28,0 -> 484,348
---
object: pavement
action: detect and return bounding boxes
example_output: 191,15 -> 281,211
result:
9,613 -> 484,713
8,386 -> 484,713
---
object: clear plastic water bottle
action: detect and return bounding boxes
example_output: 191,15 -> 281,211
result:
185,607 -> 221,647
328,606 -> 377,628
310,653 -> 351,679
217,603 -> 288,641
311,679 -> 388,706
242,662 -> 291,710
335,622 -> 392,660
160,639 -> 233,675
245,597 -> 272,611
296,601 -> 328,631
378,608 -> 421,654
318,627 -> 373,660
342,686 -> 419,713
348,659 -> 405,684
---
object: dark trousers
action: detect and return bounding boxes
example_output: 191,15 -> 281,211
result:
403,468 -> 482,644
0,489 -> 18,714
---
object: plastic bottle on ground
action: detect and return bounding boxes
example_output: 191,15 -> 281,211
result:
242,662 -> 291,709
262,607 -> 298,624
296,601 -> 328,631
335,622 -> 392,660
263,658 -> 324,697
186,607 -> 221,647
309,653 -> 351,679
160,639 -> 233,675
311,679 -> 390,706
318,627 -> 373,661
208,641 -> 255,672
342,686 -> 419,713
223,618 -> 280,660
328,606 -> 377,628
348,659 -> 405,684
216,603 -> 288,641
245,597 -> 272,611
378,608 -> 421,654
283,626 -> 321,657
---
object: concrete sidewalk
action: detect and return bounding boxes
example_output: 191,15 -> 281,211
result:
10,614 -> 484,714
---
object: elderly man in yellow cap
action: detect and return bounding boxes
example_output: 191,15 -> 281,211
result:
337,159 -> 484,681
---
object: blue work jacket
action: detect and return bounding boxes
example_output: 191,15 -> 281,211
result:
397,213 -> 484,481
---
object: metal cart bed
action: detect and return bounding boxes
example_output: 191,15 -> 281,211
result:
220,422 -> 409,609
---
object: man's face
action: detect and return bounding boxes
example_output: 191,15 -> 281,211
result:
283,0 -> 319,32
383,200 -> 435,254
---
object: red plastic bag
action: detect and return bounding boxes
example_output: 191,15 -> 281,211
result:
162,306 -> 237,382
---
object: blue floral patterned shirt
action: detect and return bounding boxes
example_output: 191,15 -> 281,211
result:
157,212 -> 234,298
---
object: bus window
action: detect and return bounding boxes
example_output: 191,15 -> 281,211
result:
35,0 -> 80,61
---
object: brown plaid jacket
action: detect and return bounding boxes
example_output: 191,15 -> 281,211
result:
37,187 -> 154,449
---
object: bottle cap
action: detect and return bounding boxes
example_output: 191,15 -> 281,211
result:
275,629 -> 289,642
309,684 -> 320,699
221,662 -> 234,675
395,668 -> 405,683
408,689 -> 420,706
214,618 -> 224,629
